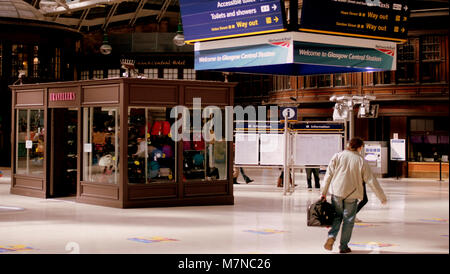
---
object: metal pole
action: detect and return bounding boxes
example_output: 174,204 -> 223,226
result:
289,0 -> 299,31
283,116 -> 289,195
349,104 -> 354,140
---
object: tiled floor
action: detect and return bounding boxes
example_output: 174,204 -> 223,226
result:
0,168 -> 448,254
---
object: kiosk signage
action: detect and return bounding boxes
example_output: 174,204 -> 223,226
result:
49,92 -> 76,101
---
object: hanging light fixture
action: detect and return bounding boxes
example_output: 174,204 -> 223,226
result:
100,33 -> 112,55
173,17 -> 185,47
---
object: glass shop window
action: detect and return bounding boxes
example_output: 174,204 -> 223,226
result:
16,109 -> 45,177
83,107 -> 119,184
127,107 -> 176,184
182,109 -> 228,182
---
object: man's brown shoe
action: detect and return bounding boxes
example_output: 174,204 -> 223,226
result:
324,237 -> 335,251
339,247 -> 352,254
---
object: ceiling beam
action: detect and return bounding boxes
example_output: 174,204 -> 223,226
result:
49,9 -> 178,27
102,2 -> 120,30
77,8 -> 91,31
129,0 -> 147,27
156,0 -> 174,23
40,0 -> 129,16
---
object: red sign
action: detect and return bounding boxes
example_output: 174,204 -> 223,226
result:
49,92 -> 76,101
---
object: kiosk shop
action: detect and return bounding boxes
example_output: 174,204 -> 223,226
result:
10,78 -> 235,208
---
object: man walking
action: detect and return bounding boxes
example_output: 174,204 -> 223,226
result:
321,137 -> 387,253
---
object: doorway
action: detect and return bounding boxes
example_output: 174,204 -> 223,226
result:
49,108 -> 78,197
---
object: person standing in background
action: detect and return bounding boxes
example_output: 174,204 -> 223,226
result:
306,167 -> 320,190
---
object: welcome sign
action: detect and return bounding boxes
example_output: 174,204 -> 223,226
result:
194,31 -> 396,74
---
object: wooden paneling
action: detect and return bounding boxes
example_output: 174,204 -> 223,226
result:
389,117 -> 407,139
128,184 -> 177,200
408,162 -> 449,179
184,86 -> 229,106
15,90 -> 44,107
13,176 -> 44,190
80,182 -> 119,200
129,84 -> 178,105
184,182 -> 228,197
82,85 -> 119,105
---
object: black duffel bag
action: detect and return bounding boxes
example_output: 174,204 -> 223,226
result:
307,199 -> 336,227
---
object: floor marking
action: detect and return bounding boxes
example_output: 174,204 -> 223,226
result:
127,237 -> 179,244
0,245 -> 34,253
0,205 -> 25,212
418,218 -> 448,223
349,242 -> 397,248
243,229 -> 287,235
354,223 -> 378,228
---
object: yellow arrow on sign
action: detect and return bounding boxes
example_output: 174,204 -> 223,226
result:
274,16 -> 279,23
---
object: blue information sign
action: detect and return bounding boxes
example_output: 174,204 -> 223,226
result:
179,0 -> 286,43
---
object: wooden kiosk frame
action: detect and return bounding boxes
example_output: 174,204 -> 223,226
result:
10,78 -> 236,208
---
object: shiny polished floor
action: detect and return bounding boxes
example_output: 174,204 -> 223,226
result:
0,167 -> 448,254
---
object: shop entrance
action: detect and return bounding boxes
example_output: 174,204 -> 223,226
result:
49,108 -> 78,197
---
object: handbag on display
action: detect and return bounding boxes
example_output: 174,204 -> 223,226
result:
99,154 -> 114,167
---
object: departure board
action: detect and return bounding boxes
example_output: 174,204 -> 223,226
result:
179,0 -> 286,43
300,0 -> 410,42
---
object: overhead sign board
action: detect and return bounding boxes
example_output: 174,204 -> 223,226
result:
294,41 -> 395,71
179,0 -> 286,44
194,32 -> 397,75
300,0 -> 410,42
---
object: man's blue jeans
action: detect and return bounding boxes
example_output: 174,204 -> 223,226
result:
328,195 -> 358,251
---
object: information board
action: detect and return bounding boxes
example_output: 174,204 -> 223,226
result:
235,133 -> 259,165
179,0 -> 286,43
260,133 -> 285,165
300,0 -> 410,42
390,139 -> 406,161
293,134 -> 342,166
